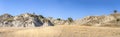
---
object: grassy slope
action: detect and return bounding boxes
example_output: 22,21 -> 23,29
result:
0,25 -> 120,37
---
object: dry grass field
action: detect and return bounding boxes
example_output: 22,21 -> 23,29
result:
0,25 -> 120,37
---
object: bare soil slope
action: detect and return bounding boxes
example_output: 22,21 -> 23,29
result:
0,25 -> 120,37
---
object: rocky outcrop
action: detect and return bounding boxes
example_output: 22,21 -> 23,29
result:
42,19 -> 54,27
12,13 -> 43,27
46,17 -> 71,25
75,13 -> 120,27
1,12 -> 120,27
0,13 -> 54,27
0,13 -> 13,27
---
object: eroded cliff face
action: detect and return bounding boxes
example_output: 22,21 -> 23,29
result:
12,13 -> 43,27
0,13 -> 54,27
75,13 -> 120,27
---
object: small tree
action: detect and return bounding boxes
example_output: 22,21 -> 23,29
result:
57,18 -> 61,21
116,19 -> 120,22
68,17 -> 73,22
33,12 -> 35,15
39,15 -> 44,18
114,10 -> 117,13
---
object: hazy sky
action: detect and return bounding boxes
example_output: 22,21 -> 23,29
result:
0,0 -> 120,19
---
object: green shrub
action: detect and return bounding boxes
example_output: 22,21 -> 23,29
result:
57,18 -> 61,21
4,18 -> 13,22
116,19 -> 120,22
114,10 -> 117,13
30,14 -> 35,17
68,17 -> 73,22
39,15 -> 44,19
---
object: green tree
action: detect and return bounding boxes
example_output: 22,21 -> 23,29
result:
68,17 -> 73,22
116,19 -> 120,22
57,18 -> 61,21
114,10 -> 117,13
39,15 -> 44,18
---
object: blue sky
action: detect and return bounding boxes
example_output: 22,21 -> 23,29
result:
0,0 -> 120,19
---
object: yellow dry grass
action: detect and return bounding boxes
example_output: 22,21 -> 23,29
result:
0,25 -> 120,37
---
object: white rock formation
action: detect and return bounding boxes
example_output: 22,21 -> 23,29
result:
0,13 -> 43,27
75,13 -> 120,27
42,19 -> 54,27
0,13 -> 120,27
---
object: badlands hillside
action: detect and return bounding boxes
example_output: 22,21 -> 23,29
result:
0,12 -> 120,27
0,12 -> 120,37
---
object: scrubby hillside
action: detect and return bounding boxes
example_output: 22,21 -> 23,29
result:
0,13 -> 54,27
0,12 -> 120,27
75,13 -> 120,27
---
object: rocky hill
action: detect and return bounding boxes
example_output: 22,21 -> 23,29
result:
0,12 -> 120,27
75,13 -> 120,27
0,13 -> 53,27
